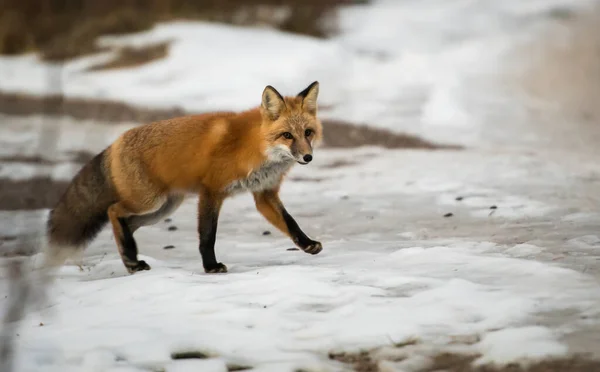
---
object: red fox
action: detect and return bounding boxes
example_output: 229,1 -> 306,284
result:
45,82 -> 323,274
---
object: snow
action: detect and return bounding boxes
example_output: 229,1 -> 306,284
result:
5,235 -> 594,372
2,143 -> 600,371
475,327 -> 568,366
504,243 -> 544,258
2,0 -> 600,371
0,23 -> 351,114
567,235 -> 600,250
0,0 -> 597,147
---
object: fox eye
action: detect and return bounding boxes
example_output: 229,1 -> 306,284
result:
304,129 -> 313,137
282,132 -> 294,139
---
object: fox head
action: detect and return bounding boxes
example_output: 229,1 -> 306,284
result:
260,81 -> 323,165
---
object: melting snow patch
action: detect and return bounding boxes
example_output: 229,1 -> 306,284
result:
475,326 -> 568,366
567,235 -> 600,249
505,243 -> 544,258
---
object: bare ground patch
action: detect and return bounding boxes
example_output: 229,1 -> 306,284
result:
0,1 -> 354,60
0,238 -> 39,257
288,176 -> 328,183
322,119 -> 461,150
0,151 -> 94,211
0,177 -> 69,211
329,348 -> 600,372
86,41 -> 171,72
319,159 -> 359,169
0,92 -> 461,150
0,92 -> 187,123
0,151 -> 94,165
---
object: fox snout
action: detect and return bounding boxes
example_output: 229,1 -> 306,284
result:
294,149 -> 313,165
295,153 -> 312,165
291,138 -> 314,165
295,153 -> 313,165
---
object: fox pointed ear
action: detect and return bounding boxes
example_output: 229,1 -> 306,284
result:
261,85 -> 286,121
297,81 -> 319,115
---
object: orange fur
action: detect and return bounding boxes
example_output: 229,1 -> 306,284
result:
45,81 -> 324,274
111,92 -> 322,198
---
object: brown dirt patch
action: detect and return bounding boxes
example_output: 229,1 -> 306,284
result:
0,238 -> 39,257
430,353 -> 600,372
329,350 -> 378,372
288,176 -> 327,183
0,92 -> 187,123
319,159 -> 359,169
329,349 -> 600,372
170,350 -> 210,360
0,152 -> 94,211
38,9 -> 153,61
227,364 -> 253,371
0,177 -> 68,211
0,152 -> 94,165
87,41 -> 171,72
0,1 -> 355,60
0,92 -> 461,150
322,119 -> 461,150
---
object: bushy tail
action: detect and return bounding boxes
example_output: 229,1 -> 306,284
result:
44,149 -> 118,268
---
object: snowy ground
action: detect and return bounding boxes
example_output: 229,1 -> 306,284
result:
2,115 -> 600,371
2,0 -> 600,371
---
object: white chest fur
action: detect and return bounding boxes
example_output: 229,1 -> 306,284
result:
225,160 -> 294,195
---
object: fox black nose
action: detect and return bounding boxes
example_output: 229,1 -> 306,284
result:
303,154 -> 313,163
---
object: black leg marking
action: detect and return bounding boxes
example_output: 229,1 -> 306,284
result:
198,199 -> 227,273
117,217 -> 150,273
281,207 -> 322,255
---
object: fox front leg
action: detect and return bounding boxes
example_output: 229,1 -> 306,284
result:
253,189 -> 322,254
197,190 -> 227,273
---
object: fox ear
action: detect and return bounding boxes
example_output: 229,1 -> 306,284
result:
297,81 -> 319,115
262,85 -> 286,121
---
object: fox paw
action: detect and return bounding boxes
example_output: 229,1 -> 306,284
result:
302,241 -> 323,255
204,262 -> 228,273
125,260 -> 151,274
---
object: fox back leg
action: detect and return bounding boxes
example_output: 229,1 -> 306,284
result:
107,194 -> 175,274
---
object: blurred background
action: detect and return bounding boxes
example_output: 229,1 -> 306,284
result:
0,0 -> 599,213
0,0 -> 598,215
2,1 -> 600,371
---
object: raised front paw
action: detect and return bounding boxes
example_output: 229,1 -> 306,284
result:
301,241 -> 323,255
125,260 -> 151,274
204,262 -> 228,274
